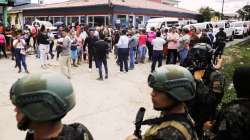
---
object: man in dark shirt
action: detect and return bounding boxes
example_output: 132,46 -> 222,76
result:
83,29 -> 98,72
94,33 -> 109,80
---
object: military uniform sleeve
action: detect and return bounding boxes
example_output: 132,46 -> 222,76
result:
213,109 -> 245,140
152,126 -> 186,140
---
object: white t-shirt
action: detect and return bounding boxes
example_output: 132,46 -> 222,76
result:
13,39 -> 26,49
152,37 -> 166,51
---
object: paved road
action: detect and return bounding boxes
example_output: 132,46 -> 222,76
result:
0,36 -> 249,140
226,36 -> 250,47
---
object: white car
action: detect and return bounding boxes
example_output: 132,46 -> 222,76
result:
232,21 -> 248,38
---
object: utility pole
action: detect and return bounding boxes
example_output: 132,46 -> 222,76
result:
221,0 -> 225,20
108,0 -> 113,27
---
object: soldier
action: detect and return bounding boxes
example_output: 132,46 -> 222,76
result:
126,65 -> 198,140
10,73 -> 94,140
208,66 -> 250,140
214,28 -> 226,63
185,43 -> 225,138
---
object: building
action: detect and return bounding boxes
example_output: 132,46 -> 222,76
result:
10,0 -> 199,28
149,0 -> 179,7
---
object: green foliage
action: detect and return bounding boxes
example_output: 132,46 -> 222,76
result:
221,40 -> 250,105
198,7 -> 222,22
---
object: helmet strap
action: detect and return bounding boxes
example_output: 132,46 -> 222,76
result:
18,115 -> 30,131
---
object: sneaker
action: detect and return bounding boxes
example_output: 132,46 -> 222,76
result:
18,70 -> 21,73
89,68 -> 92,72
105,75 -> 108,79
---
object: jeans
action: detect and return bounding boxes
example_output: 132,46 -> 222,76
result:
147,42 -> 153,60
167,49 -> 178,64
0,43 -> 7,58
88,48 -> 97,69
129,47 -> 135,69
118,48 -> 129,72
60,55 -> 71,79
15,48 -> 27,71
151,50 -> 163,72
179,48 -> 189,66
39,44 -> 48,66
96,58 -> 108,78
138,46 -> 147,62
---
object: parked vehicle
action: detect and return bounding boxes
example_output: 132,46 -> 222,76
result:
232,21 -> 248,38
244,21 -> 250,34
27,19 -> 57,35
212,21 -> 235,41
179,19 -> 198,27
146,17 -> 179,32
183,22 -> 213,31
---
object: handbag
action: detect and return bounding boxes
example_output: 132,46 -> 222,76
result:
20,49 -> 26,55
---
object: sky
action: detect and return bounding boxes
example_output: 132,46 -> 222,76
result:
178,0 -> 248,14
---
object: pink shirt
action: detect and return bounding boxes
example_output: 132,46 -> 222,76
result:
0,34 -> 5,44
167,33 -> 179,49
138,34 -> 147,46
147,32 -> 156,43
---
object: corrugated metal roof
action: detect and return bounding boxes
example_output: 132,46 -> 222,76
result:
23,0 -> 198,15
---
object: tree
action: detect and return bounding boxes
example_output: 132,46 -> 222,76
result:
199,7 -> 214,22
198,7 -> 222,22
237,5 -> 250,20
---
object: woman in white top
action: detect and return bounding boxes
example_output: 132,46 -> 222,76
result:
13,32 -> 29,73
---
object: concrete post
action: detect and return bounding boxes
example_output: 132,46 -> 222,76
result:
3,6 -> 8,27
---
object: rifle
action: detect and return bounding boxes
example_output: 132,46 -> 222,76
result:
134,107 -> 146,139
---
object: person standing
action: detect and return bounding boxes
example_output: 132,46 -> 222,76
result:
37,25 -> 50,69
13,32 -> 29,73
138,29 -> 147,63
83,30 -> 98,72
178,28 -> 190,66
214,28 -> 226,61
125,65 -> 198,140
151,31 -> 166,73
47,28 -> 55,59
128,31 -> 138,70
167,27 -> 179,64
60,29 -> 72,79
0,32 -> 7,59
117,29 -> 129,73
70,31 -> 79,67
147,27 -> 156,61
76,31 -> 84,65
94,33 -> 109,80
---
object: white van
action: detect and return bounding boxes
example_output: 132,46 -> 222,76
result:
212,21 -> 235,41
179,19 -> 198,27
183,22 -> 213,30
146,17 -> 179,32
232,21 -> 248,38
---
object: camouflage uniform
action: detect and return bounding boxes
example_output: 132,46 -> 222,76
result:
185,43 -> 225,138
212,98 -> 250,140
25,123 -> 93,140
143,113 -> 197,140
143,65 -> 198,140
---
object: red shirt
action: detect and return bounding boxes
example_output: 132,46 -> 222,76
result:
139,34 -> 147,46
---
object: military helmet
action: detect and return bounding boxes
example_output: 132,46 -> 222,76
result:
189,43 -> 213,68
148,65 -> 196,102
190,43 -> 213,61
10,73 -> 75,122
